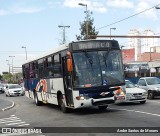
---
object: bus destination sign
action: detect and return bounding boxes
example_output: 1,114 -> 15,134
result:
70,41 -> 113,51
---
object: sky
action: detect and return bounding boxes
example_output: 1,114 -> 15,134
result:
0,0 -> 160,75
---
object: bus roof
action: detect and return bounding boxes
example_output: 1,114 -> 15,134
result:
22,43 -> 69,65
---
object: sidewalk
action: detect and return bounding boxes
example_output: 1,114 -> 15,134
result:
0,98 -> 14,111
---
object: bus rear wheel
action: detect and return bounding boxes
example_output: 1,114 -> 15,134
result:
34,92 -> 42,106
59,95 -> 68,113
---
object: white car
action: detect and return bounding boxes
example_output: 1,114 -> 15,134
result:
115,80 -> 147,104
5,84 -> 25,97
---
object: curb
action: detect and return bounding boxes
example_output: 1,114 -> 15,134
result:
2,101 -> 15,111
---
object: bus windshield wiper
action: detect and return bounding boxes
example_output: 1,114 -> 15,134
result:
103,54 -> 108,68
84,51 -> 93,69
103,50 -> 110,68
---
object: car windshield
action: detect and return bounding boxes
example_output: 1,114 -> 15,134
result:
146,78 -> 160,85
72,50 -> 124,88
125,80 -> 135,88
9,85 -> 21,89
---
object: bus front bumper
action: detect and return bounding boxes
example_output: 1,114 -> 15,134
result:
74,96 -> 115,109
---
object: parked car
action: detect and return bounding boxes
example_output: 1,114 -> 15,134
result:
115,80 -> 147,104
137,77 -> 160,99
0,84 -> 4,93
5,84 -> 25,97
2,83 -> 8,92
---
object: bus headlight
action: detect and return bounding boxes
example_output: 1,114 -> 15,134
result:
114,86 -> 126,96
76,94 -> 89,100
76,96 -> 85,100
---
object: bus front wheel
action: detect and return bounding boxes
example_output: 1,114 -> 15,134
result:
59,95 -> 68,113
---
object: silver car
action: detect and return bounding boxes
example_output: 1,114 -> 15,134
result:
5,84 -> 25,97
137,77 -> 160,99
0,84 -> 4,93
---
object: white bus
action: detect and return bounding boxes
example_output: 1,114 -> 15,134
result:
22,40 -> 125,113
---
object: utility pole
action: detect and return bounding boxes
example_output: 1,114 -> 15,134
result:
6,60 -> 11,74
58,25 -> 70,44
22,46 -> 27,60
9,56 -> 15,74
110,28 -> 116,39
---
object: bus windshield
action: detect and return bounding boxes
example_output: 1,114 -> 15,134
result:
72,50 -> 124,88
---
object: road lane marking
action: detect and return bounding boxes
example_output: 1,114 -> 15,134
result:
6,121 -> 26,125
0,120 -> 22,123
2,101 -> 15,111
109,107 -> 160,117
0,117 -> 19,121
18,123 -> 30,126
0,115 -> 30,127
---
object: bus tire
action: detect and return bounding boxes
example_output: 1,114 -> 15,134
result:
98,105 -> 108,111
34,92 -> 42,106
59,94 -> 68,113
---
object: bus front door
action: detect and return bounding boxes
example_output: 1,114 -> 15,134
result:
62,57 -> 74,107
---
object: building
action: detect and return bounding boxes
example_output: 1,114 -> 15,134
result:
141,29 -> 158,53
124,29 -> 159,63
128,29 -> 141,61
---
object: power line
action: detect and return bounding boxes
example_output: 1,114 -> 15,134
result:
97,3 -> 160,30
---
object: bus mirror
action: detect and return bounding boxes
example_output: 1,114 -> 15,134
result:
66,51 -> 73,72
67,51 -> 72,59
67,59 -> 73,72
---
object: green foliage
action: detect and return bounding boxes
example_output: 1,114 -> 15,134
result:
76,11 -> 99,40
0,74 -> 2,80
2,72 -> 23,84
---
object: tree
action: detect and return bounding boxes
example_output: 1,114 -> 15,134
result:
76,11 -> 99,40
0,74 -> 2,81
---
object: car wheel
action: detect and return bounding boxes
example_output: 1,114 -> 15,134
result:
140,100 -> 146,104
8,92 -> 11,97
98,105 -> 108,111
148,92 -> 154,100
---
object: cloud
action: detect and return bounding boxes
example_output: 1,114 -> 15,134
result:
10,6 -> 45,14
47,1 -> 62,9
107,0 -> 134,9
135,1 -> 158,20
0,9 -> 10,16
0,2 -> 45,16
63,0 -> 107,13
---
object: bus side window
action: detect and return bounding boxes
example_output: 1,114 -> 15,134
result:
53,54 -> 62,77
48,56 -> 54,77
34,61 -> 39,78
43,58 -> 49,78
38,59 -> 43,78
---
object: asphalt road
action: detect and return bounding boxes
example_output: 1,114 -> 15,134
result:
0,93 -> 160,136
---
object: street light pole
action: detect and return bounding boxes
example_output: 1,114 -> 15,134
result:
78,3 -> 88,39
9,56 -> 15,74
150,47 -> 154,62
22,46 -> 27,60
120,45 -> 125,50
6,59 -> 10,74
58,25 -> 70,44
110,28 -> 116,39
